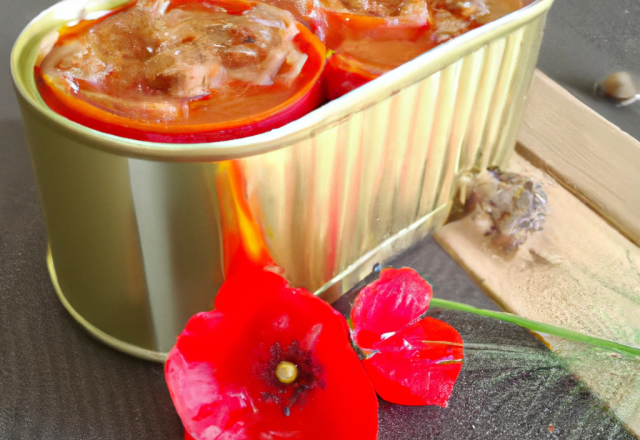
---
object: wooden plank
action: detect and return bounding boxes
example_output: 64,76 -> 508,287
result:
436,153 -> 640,435
516,70 -> 640,246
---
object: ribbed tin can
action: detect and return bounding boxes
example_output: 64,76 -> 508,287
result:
12,0 -> 554,361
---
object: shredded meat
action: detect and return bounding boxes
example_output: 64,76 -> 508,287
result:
41,0 -> 308,119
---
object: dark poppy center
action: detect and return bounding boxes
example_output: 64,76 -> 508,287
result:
256,340 -> 324,416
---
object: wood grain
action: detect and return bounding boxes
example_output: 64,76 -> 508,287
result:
516,70 -> 640,246
436,153 -> 640,435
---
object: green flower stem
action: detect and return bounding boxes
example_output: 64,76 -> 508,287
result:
430,298 -> 640,358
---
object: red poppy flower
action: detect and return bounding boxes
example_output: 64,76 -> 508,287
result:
165,267 -> 379,440
351,267 -> 464,407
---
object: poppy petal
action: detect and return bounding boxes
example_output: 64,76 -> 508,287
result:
362,317 -> 463,407
351,268 -> 433,349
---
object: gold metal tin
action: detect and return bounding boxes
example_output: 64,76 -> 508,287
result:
12,0 -> 554,361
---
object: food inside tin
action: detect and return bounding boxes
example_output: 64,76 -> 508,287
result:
317,0 -> 525,98
35,0 -> 525,141
35,0 -> 326,142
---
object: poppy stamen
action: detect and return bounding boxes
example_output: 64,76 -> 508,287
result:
276,361 -> 298,384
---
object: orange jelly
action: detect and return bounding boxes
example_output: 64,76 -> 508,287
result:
35,0 -> 326,142
317,0 -> 526,99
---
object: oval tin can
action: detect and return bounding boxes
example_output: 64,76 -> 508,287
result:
12,0 -> 554,361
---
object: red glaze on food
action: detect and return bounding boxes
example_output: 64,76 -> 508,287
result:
165,267 -> 379,440
35,0 -> 326,143
323,53 -> 380,100
351,267 -> 464,407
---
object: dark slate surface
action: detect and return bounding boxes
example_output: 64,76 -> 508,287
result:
1,0 -> 638,438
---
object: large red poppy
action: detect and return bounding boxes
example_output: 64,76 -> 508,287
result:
165,267 -> 379,440
351,267 -> 464,407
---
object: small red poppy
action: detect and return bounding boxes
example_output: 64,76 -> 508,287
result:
351,267 -> 464,407
165,267 -> 379,440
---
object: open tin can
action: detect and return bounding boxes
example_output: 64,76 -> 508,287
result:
12,0 -> 554,361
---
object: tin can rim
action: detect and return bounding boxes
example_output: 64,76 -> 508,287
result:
12,0 -> 554,162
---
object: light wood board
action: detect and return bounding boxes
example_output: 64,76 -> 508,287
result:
436,71 -> 640,435
516,70 -> 640,247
